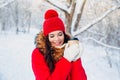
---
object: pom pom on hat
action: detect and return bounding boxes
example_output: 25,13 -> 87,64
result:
44,9 -> 58,19
43,9 -> 65,36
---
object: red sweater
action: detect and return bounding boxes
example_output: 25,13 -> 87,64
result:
31,48 -> 87,80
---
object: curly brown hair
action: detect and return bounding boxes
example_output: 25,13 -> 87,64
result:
44,32 -> 70,73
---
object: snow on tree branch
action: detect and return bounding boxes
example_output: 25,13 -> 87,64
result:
0,0 -> 15,9
72,5 -> 120,36
71,0 -> 86,34
46,0 -> 68,13
46,0 -> 72,14
83,37 -> 120,50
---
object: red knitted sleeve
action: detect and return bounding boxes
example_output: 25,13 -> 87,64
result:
71,59 -> 87,80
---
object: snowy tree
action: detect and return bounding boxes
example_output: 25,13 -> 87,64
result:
0,0 -> 32,34
0,0 -> 15,31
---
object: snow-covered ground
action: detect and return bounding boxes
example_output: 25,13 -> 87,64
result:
0,28 -> 39,80
0,28 -> 120,80
82,43 -> 120,80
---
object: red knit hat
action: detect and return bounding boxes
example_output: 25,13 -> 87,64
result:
43,9 -> 65,36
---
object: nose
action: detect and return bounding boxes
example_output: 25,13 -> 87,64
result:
54,36 -> 59,41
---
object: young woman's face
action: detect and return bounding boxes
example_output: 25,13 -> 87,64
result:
48,30 -> 64,47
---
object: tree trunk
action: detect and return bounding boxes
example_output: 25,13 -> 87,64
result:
65,0 -> 76,33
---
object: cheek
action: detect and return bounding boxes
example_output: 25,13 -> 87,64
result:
59,36 -> 64,45
60,36 -> 64,42
48,37 -> 54,43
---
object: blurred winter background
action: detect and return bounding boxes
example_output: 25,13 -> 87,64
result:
0,0 -> 120,80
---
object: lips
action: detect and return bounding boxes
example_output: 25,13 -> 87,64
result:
53,41 -> 63,46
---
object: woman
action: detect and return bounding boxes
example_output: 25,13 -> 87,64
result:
31,9 -> 87,80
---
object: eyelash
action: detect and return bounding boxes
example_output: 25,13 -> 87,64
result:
50,33 -> 63,38
50,35 -> 54,38
58,33 -> 63,36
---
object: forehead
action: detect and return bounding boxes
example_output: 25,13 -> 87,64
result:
49,30 -> 63,35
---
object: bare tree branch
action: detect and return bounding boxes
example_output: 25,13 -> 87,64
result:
83,37 -> 120,50
72,5 -> 120,36
46,0 -> 77,15
0,0 -> 15,9
46,0 -> 69,14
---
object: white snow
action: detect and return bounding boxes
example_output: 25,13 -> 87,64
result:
0,28 -> 39,80
0,28 -> 120,80
81,43 -> 120,80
